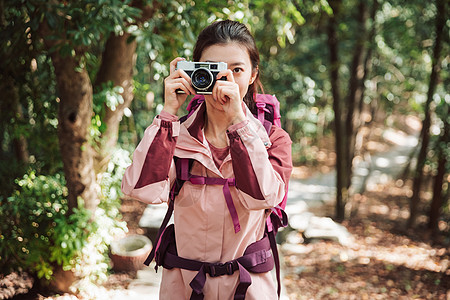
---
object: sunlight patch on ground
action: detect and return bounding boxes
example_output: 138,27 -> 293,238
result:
382,129 -> 418,147
375,157 -> 390,168
347,243 -> 447,273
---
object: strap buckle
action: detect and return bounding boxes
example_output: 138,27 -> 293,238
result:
207,261 -> 236,277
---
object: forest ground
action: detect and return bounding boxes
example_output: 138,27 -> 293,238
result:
280,115 -> 449,299
282,177 -> 449,299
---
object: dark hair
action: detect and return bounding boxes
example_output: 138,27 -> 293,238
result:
193,20 -> 262,112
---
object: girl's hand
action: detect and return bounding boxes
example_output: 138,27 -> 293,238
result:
163,57 -> 196,115
212,70 -> 246,125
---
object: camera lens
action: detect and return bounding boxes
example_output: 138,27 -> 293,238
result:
191,68 -> 213,90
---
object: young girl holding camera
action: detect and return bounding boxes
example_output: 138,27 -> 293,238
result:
122,20 -> 292,299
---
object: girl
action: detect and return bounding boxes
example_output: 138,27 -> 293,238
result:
122,20 -> 293,299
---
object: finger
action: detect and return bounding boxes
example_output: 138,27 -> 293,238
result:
215,86 -> 229,103
180,78 -> 196,95
170,57 -> 185,75
169,82 -> 192,95
214,85 -> 226,103
217,86 -> 233,104
167,70 -> 196,95
212,82 -> 219,102
213,81 -> 232,102
216,69 -> 235,83
167,69 -> 188,81
184,72 -> 196,95
217,83 -> 239,98
180,80 -> 195,96
166,77 -> 191,93
175,71 -> 196,94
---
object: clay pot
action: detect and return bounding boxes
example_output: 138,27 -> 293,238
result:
110,235 -> 152,272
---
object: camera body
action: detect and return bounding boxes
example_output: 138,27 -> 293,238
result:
176,61 -> 227,94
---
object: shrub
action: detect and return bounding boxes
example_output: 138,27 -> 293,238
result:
0,166 -> 127,291
0,172 -> 91,280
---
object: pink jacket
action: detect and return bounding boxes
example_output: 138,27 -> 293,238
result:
122,102 -> 292,299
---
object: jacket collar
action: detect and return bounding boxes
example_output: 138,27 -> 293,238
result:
181,100 -> 271,146
183,100 -> 206,143
174,100 -> 271,176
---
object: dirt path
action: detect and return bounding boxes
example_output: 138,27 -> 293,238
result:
282,179 -> 449,300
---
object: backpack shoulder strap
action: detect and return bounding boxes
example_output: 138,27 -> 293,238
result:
179,95 -> 205,123
265,207 -> 289,298
254,94 -> 282,129
144,157 -> 193,268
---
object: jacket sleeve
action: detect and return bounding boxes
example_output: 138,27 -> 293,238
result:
227,121 -> 293,210
121,114 -> 179,204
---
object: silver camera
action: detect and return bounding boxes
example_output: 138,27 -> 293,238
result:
176,61 -> 227,94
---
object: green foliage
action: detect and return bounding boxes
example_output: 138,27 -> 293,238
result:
98,148 -> 132,215
1,1 -> 61,197
38,0 -> 141,53
70,206 -> 126,289
0,172 -> 91,280
90,82 -> 126,149
94,82 -> 125,114
0,170 -> 127,286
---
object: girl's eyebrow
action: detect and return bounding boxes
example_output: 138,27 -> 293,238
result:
205,60 -> 246,67
229,62 -> 245,67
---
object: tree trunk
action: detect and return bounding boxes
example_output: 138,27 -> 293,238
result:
39,3 -> 158,212
4,77 -> 30,164
355,0 -> 378,158
327,0 -> 347,222
93,3 -> 158,173
50,53 -> 97,212
428,104 -> 449,233
345,0 -> 368,183
408,0 -> 446,228
94,32 -> 137,172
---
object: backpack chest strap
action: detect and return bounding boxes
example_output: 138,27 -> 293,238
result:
189,174 -> 241,233
177,158 -> 241,233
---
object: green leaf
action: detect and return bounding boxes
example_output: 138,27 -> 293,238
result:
46,12 -> 58,29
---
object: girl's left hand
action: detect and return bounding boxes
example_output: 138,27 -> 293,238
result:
212,70 -> 246,125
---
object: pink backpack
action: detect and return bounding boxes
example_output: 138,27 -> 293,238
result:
145,94 -> 289,299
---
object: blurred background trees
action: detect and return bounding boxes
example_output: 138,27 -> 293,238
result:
0,0 -> 448,292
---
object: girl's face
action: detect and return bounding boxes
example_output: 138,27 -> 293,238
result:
199,42 -> 257,107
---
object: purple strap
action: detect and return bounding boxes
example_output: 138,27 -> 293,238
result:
178,158 -> 240,233
190,266 -> 206,299
271,205 -> 289,228
255,103 -> 272,133
143,190 -> 175,268
179,158 -> 190,181
256,102 -> 269,125
157,225 -> 274,300
268,230 -> 282,298
234,262 -> 252,299
263,119 -> 272,133
186,96 -> 205,119
189,175 -> 240,233
187,248 -> 270,299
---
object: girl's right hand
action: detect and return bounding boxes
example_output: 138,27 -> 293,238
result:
163,57 -> 196,115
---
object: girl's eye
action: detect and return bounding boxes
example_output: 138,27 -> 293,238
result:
232,68 -> 243,73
